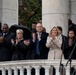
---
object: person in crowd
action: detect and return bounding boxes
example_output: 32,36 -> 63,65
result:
68,19 -> 76,36
39,19 -> 42,24
30,23 -> 49,59
11,29 -> 30,60
42,27 -> 46,32
0,23 -> 15,61
64,30 -> 76,59
57,26 -> 67,53
46,26 -> 64,59
68,19 -> 75,30
31,22 -> 37,33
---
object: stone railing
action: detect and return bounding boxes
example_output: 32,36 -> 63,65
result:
0,59 -> 76,75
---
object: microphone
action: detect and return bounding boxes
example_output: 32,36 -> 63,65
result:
59,35 -> 65,72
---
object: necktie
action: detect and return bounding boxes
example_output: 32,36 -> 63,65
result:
36,35 -> 40,55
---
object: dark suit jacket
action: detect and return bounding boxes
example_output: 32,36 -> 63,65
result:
61,35 -> 67,52
0,32 -> 15,61
30,32 -> 49,59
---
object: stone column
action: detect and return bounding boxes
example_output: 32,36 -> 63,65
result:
70,0 -> 76,24
42,0 -> 69,36
0,0 -> 18,27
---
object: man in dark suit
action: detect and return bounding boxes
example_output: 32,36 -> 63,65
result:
57,26 -> 67,52
0,23 -> 15,61
30,23 -> 49,75
30,23 -> 49,59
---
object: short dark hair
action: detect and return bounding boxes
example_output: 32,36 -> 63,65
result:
57,26 -> 63,32
68,29 -> 75,34
68,19 -> 72,25
32,22 -> 37,24
3,23 -> 9,28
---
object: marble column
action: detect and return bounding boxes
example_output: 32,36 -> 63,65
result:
42,0 -> 69,36
0,0 -> 18,27
70,0 -> 76,24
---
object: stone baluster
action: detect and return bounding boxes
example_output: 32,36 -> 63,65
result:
20,66 -> 24,75
8,67 -> 12,75
54,66 -> 60,75
14,67 -> 18,75
26,66 -> 31,75
43,66 -> 50,75
65,66 -> 70,75
2,67 -> 6,75
34,66 -> 40,75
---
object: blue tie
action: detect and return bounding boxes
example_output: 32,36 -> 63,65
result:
36,38 -> 40,55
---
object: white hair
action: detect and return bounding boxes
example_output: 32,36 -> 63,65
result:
16,29 -> 23,34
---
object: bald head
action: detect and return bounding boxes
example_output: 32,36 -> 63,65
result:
36,23 -> 43,33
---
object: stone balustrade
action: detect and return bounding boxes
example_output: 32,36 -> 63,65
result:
0,59 -> 76,75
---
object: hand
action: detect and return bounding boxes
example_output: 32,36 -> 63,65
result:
24,40 -> 30,46
69,40 -> 72,46
16,39 -> 19,44
51,33 -> 57,40
11,39 -> 14,45
32,33 -> 36,42
16,38 -> 21,44
0,36 -> 4,43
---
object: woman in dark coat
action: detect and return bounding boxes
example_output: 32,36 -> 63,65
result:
11,29 -> 30,60
64,30 -> 76,59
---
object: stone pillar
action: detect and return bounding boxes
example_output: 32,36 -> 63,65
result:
42,0 -> 69,36
0,0 -> 18,27
70,0 -> 76,24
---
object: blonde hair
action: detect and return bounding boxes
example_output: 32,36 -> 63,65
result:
50,26 -> 58,35
16,29 -> 23,34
